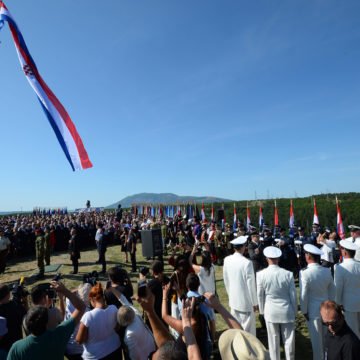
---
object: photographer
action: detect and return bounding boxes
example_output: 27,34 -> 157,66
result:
30,283 -> 63,330
7,281 -> 86,360
104,266 -> 133,308
0,285 -> 27,354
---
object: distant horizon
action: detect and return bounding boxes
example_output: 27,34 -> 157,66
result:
1,190 -> 358,213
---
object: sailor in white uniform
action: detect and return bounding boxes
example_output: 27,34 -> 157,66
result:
335,239 -> 360,339
223,235 -> 258,336
299,244 -> 335,360
257,246 -> 297,360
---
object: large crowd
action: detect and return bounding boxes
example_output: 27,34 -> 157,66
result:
0,206 -> 360,360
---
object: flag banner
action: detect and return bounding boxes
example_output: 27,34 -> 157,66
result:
211,204 -> 214,221
336,197 -> 345,239
0,2 -> 92,171
233,203 -> 237,231
289,200 -> 295,228
201,203 -> 206,222
313,199 -> 319,225
259,206 -> 264,229
274,201 -> 279,226
246,203 -> 251,231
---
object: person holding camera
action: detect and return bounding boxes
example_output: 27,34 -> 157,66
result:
7,281 -> 86,360
30,283 -> 63,330
0,285 -> 27,355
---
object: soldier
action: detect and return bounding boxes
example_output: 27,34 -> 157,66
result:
223,223 -> 234,256
223,236 -> 258,336
300,244 -> 336,360
0,228 -> 11,274
34,227 -> 45,279
44,226 -> 51,266
248,231 -> 265,273
257,246 -> 297,360
334,240 -> 360,339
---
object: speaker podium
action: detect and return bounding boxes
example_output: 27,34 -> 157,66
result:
141,229 -> 163,258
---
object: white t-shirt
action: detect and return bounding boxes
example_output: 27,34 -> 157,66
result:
198,265 -> 216,295
124,315 -> 156,360
81,305 -> 120,360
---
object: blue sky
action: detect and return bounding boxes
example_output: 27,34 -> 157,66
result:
1,0 -> 360,210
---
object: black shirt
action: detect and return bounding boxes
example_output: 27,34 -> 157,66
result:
324,322 -> 360,360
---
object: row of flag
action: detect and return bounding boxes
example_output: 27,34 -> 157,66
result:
132,197 -> 346,239
33,207 -> 68,215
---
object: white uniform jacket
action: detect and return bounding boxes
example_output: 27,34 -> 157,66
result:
257,264 -> 297,323
335,258 -> 360,312
300,263 -> 335,319
223,252 -> 258,312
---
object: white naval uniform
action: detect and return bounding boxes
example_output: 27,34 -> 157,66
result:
300,263 -> 335,360
223,252 -> 258,336
257,264 -> 297,360
334,258 -> 360,339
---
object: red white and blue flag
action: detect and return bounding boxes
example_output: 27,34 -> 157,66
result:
211,204 -> 214,222
336,196 -> 345,239
289,200 -> 295,228
246,203 -> 251,230
274,200 -> 279,227
259,206 -> 264,229
0,2 -> 92,171
201,203 -> 206,222
233,203 -> 237,231
313,198 -> 319,225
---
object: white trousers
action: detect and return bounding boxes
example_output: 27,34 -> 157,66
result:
231,309 -> 256,336
344,311 -> 360,339
307,318 -> 326,360
266,321 -> 295,360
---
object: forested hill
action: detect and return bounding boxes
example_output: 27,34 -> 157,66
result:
218,192 -> 360,234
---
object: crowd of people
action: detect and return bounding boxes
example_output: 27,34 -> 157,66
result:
0,207 -> 360,359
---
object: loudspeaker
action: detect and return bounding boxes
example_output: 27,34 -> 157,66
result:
141,229 -> 163,258
217,209 -> 224,221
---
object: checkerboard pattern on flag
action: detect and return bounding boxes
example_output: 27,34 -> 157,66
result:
313,199 -> 319,225
336,197 -> 345,239
0,1 -> 92,171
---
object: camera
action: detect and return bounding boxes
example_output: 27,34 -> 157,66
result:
137,280 -> 147,298
11,282 -> 29,304
139,266 -> 149,277
83,271 -> 99,286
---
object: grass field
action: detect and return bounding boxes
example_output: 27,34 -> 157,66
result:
1,243 -> 313,359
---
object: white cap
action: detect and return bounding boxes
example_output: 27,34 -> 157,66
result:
230,235 -> 248,246
263,246 -> 282,258
348,225 -> 360,231
304,244 -> 324,255
340,239 -> 360,251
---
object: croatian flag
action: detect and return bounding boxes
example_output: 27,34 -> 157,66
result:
233,203 -> 237,231
246,203 -> 251,231
201,203 -> 206,222
313,199 -> 319,225
336,197 -> 345,239
0,2 -> 92,171
289,200 -> 295,228
211,204 -> 214,222
259,206 -> 264,229
274,200 -> 279,227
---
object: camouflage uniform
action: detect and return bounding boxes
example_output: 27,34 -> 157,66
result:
35,234 -> 45,276
44,231 -> 51,265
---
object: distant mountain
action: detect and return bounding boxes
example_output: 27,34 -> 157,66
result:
106,193 -> 232,209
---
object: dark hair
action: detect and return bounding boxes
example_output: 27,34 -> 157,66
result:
0,285 -> 10,302
25,306 -> 48,336
305,252 -> 321,264
201,251 -> 212,275
151,260 -> 164,275
157,341 -> 187,360
186,273 -> 200,292
108,266 -> 129,285
31,285 -> 47,305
